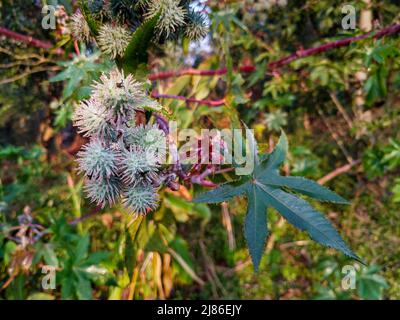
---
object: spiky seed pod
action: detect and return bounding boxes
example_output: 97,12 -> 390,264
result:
145,0 -> 187,38
124,124 -> 167,161
97,24 -> 131,59
92,68 -> 145,119
72,99 -> 115,138
109,0 -> 142,26
84,0 -> 109,22
120,146 -> 159,184
122,183 -> 159,215
77,139 -> 119,180
88,0 -> 106,13
70,12 -> 92,43
84,176 -> 122,208
184,11 -> 208,41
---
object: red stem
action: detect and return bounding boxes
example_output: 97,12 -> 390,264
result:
151,92 -> 225,106
2,22 -> 399,76
73,40 -> 81,56
149,65 -> 256,81
0,27 -> 65,56
149,23 -> 400,81
269,23 -> 400,68
3,23 -> 400,105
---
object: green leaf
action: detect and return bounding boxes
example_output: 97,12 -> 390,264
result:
145,228 -> 168,253
121,13 -> 160,76
193,179 -> 248,204
78,0 -> 99,37
264,110 -> 288,132
193,130 -> 361,271
358,275 -> 388,300
3,241 -> 17,265
125,229 -> 135,279
357,267 -> 389,300
61,276 -> 74,299
74,236 -> 89,263
75,272 -> 93,300
42,243 -> 59,268
391,179 -> 400,203
259,174 -> 349,204
84,252 -> 111,265
244,184 -> 268,271
256,184 -> 362,263
257,130 -> 288,173
27,293 -> 55,300
49,69 -> 70,82
382,138 -> 400,169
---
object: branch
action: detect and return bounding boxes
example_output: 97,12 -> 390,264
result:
68,207 -> 102,226
149,65 -> 256,81
3,22 -> 399,79
0,27 -> 65,56
150,23 -> 400,81
317,160 -> 361,185
0,65 -> 61,85
167,248 -> 205,286
151,92 -> 225,106
269,23 -> 400,68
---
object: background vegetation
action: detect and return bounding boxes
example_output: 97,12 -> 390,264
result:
0,0 -> 399,299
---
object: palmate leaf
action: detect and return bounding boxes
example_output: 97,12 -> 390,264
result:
193,178 -> 249,203
244,184 -> 268,271
193,131 -> 363,271
259,174 -> 349,204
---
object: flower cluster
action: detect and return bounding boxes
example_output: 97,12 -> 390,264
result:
145,0 -> 187,38
73,68 -> 166,216
70,12 -> 91,43
97,24 -> 131,59
184,10 -> 209,42
71,0 -> 209,46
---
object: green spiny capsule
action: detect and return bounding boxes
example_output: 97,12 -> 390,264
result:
122,183 -> 159,215
97,23 -> 131,59
145,0 -> 187,38
119,145 -> 159,184
185,10 -> 209,42
70,12 -> 92,43
77,139 -> 119,180
73,99 -> 115,139
84,176 -> 122,208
